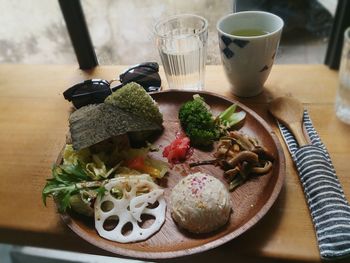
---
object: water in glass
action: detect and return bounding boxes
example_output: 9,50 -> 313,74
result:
160,33 -> 206,90
336,76 -> 350,124
335,27 -> 350,124
155,14 -> 208,90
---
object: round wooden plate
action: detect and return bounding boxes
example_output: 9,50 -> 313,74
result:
60,90 -> 285,259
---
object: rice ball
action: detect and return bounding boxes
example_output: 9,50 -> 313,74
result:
170,172 -> 232,233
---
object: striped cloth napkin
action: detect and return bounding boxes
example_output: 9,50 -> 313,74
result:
278,111 -> 350,260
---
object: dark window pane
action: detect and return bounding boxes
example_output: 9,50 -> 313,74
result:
236,0 -> 337,63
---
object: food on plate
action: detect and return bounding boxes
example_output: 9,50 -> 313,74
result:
105,82 -> 163,143
105,82 -> 163,127
42,82 -> 170,243
162,132 -> 193,164
190,131 -> 274,191
178,95 -> 219,147
95,175 -> 166,243
178,94 -> 246,147
122,146 -> 168,179
170,172 -> 231,234
42,137 -> 168,216
44,81 -> 277,246
69,82 -> 163,150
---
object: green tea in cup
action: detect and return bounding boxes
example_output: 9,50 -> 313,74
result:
230,28 -> 269,37
217,11 -> 284,97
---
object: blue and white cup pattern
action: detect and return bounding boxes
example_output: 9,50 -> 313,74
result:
217,11 -> 284,97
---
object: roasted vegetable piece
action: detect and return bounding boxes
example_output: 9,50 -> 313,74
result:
119,146 -> 169,179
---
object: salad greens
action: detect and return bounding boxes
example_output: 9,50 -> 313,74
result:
42,162 -> 109,213
63,144 -> 117,180
43,142 -> 168,215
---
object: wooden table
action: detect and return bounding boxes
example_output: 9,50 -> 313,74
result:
1,64 -> 349,263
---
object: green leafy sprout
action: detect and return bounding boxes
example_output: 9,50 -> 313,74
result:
42,162 -> 109,213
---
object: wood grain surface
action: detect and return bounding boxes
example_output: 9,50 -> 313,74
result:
268,97 -> 308,146
1,64 -> 350,263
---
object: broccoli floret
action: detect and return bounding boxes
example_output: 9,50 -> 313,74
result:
179,95 -> 220,147
185,124 -> 220,146
179,95 -> 211,126
105,82 -> 163,126
179,95 -> 246,147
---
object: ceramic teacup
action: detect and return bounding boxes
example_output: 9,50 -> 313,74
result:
217,11 -> 284,97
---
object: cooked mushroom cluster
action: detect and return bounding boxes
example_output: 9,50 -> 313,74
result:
190,131 -> 274,191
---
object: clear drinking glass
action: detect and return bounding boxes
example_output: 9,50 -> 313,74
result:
154,14 -> 208,90
335,27 -> 350,124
